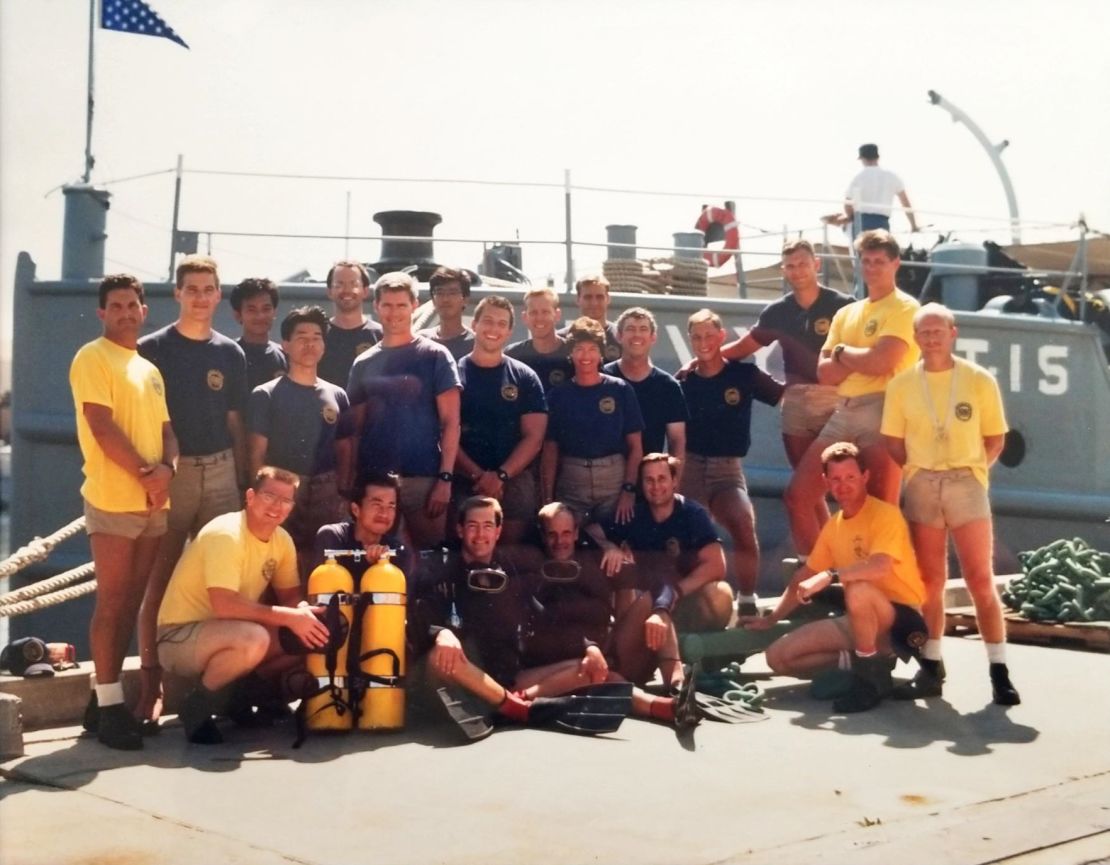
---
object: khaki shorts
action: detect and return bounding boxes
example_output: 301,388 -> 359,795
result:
818,392 -> 885,448
83,500 -> 167,540
156,621 -> 207,677
681,453 -> 747,505
781,384 -> 841,437
556,454 -> 625,522
168,449 -> 241,536
284,471 -> 344,551
399,474 -> 436,521
455,470 -> 538,522
903,468 -> 991,529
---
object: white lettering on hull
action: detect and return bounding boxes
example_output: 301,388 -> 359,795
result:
955,338 -> 1070,394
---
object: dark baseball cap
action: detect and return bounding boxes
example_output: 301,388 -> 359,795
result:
858,143 -> 880,159
1,637 -> 55,678
890,605 -> 928,661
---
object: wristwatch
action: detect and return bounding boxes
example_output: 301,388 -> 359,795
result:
496,468 -> 510,482
437,471 -> 454,483
621,482 -> 636,494
827,568 -> 841,583
832,344 -> 846,363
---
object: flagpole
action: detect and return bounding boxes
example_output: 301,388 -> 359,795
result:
83,0 -> 95,183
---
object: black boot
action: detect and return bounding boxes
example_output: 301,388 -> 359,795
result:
96,703 -> 144,751
83,692 -> 99,733
990,663 -> 1021,706
833,654 -> 893,714
891,658 -> 945,700
180,686 -> 224,745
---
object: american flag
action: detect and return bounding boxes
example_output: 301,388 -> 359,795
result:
101,0 -> 189,49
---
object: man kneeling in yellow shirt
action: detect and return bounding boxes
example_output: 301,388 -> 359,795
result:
156,467 -> 330,744
742,442 -> 927,713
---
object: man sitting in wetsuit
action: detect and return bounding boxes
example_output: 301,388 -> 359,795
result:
524,501 -> 697,727
408,495 -> 617,735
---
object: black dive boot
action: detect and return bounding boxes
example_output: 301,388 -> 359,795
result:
891,658 -> 945,700
180,686 -> 225,745
990,663 -> 1021,706
833,654 -> 893,714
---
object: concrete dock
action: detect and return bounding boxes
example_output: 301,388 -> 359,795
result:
2,634 -> 1109,865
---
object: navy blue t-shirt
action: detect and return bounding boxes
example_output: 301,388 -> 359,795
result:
418,327 -> 476,363
557,320 -> 622,361
748,287 -> 853,383
346,336 -> 461,478
605,495 -> 720,606
138,325 -> 247,456
311,520 -> 412,584
458,356 -> 547,470
319,319 -> 382,388
248,376 -> 350,476
681,360 -> 784,457
607,495 -> 720,556
238,338 -> 287,392
545,374 -> 644,459
603,362 -> 688,454
505,338 -> 574,393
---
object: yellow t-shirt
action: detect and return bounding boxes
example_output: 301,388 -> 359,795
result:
881,357 -> 1008,488
158,511 -> 299,626
806,496 -> 925,608
69,337 -> 170,513
822,289 -> 920,397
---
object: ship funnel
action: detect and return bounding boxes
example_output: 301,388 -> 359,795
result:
371,210 -> 442,282
61,184 -> 111,280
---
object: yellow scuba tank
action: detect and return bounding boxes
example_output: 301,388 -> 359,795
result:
303,553 -> 355,731
357,550 -> 407,731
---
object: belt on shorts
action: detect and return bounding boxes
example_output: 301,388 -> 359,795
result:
916,467 -> 975,480
299,470 -> 338,487
836,392 -> 884,408
560,454 -> 623,468
178,449 -> 233,466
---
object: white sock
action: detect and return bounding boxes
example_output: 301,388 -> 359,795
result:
95,681 -> 124,707
837,650 -> 852,671
922,639 -> 944,662
985,642 -> 1007,664
738,593 -> 758,604
854,648 -> 877,658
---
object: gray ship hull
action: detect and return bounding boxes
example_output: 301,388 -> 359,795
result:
8,253 -> 1110,650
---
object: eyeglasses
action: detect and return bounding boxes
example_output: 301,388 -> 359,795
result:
257,491 -> 295,508
432,287 -> 464,298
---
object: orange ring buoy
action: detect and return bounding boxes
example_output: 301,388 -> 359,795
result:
694,207 -> 740,267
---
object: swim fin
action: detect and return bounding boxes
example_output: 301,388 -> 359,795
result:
694,691 -> 767,724
436,685 -> 494,742
530,682 -> 634,735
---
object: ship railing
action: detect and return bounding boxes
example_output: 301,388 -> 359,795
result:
97,162 -> 1093,303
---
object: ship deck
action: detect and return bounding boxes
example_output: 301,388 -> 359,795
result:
2,634 -> 1108,865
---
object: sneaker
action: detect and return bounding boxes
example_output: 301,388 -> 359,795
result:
180,687 -> 224,745
990,663 -> 1021,706
891,659 -> 945,700
96,704 -> 143,751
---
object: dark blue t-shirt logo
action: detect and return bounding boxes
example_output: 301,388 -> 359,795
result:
321,405 -> 338,424
724,388 -> 741,406
814,318 -> 831,337
501,384 -> 519,402
598,396 -> 616,414
206,369 -> 224,391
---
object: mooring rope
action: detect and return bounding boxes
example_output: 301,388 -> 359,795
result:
0,579 -> 98,617
0,517 -> 86,581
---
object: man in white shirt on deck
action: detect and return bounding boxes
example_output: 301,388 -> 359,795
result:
830,143 -> 919,236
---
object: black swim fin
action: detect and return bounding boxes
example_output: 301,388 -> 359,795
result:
529,682 -> 634,735
436,685 -> 494,742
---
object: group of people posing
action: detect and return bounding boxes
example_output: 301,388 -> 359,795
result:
70,227 -> 1020,751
